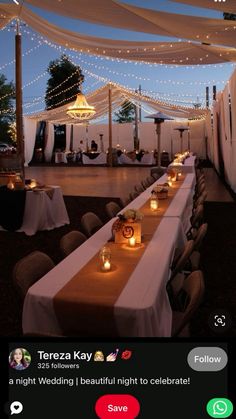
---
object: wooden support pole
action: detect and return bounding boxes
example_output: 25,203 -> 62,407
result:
206,86 -> 209,108
134,90 -> 139,151
108,84 -> 113,167
15,21 -> 24,178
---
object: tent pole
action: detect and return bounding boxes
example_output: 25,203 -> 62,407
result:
108,84 -> 113,167
139,84 -> 142,122
134,90 -> 139,150
15,20 -> 25,178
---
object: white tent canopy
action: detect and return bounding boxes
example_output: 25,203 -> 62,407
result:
172,0 -> 236,14
25,82 -> 208,124
0,4 -> 236,65
21,0 -> 236,48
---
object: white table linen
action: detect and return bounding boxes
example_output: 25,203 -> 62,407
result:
55,152 -> 68,163
18,186 -> 69,236
22,216 -> 185,337
169,155 -> 196,173
82,152 -> 107,165
118,153 -> 155,165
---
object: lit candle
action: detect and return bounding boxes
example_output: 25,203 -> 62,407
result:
103,260 -> 111,271
100,246 -> 111,272
129,237 -> 136,247
7,181 -> 15,190
150,198 -> 158,211
168,180 -> 172,187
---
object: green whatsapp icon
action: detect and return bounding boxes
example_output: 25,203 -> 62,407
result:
207,398 -> 233,418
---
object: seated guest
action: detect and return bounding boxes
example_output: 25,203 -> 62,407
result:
91,140 -> 98,151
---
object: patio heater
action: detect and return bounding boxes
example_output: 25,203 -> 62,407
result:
99,133 -> 104,152
146,112 -> 173,167
174,126 -> 189,154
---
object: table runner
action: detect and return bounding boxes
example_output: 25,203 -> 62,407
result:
53,177 -> 184,336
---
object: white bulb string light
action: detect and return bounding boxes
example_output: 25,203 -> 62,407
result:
23,79 -> 101,109
18,23 -> 236,72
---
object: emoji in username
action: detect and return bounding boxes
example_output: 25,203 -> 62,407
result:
106,349 -> 119,362
121,350 -> 132,360
94,351 -> 105,361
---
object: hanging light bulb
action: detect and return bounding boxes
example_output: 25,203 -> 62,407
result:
66,92 -> 96,120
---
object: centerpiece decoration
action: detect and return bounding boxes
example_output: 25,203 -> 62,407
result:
151,184 -> 169,200
112,209 -> 143,244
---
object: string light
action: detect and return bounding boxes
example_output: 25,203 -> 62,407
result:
19,23 -> 236,71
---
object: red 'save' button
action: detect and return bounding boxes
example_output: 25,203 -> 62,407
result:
95,394 -> 140,418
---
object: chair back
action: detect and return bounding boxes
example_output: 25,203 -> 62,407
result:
147,176 -> 155,185
13,251 -> 55,298
172,270 -> 205,336
134,184 -> 145,193
60,230 -> 87,257
193,191 -> 207,208
81,212 -> 103,237
193,223 -> 208,251
129,191 -> 139,201
141,180 -> 149,189
105,201 -> 121,220
171,240 -> 195,279
191,204 -> 204,229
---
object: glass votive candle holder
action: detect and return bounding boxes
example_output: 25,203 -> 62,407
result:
129,237 -> 136,247
99,246 -> 111,271
150,196 -> 159,211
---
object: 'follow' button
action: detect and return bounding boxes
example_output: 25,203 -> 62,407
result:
187,347 -> 228,371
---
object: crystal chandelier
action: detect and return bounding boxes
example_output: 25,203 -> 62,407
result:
66,92 -> 96,120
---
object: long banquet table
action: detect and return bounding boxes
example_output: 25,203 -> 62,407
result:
23,173 -> 195,337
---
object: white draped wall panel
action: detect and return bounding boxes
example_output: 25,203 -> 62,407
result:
221,87 -> 231,184
205,112 -> 214,162
23,117 -> 37,166
229,71 -> 236,141
228,72 -> 236,192
72,125 -> 86,150
65,124 -> 72,151
212,98 -> 220,173
112,123 -> 134,151
87,124 -> 109,151
139,123 -> 156,152
188,119 -> 206,158
209,69 -> 236,191
44,123 -> 54,162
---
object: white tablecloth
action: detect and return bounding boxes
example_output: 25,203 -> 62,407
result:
82,152 -> 107,165
22,216 -> 185,337
118,153 -> 155,165
55,152 -> 68,163
18,186 -> 69,236
169,155 -> 196,173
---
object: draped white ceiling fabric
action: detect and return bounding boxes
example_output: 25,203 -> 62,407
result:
171,0 -> 236,14
25,83 -> 208,124
0,4 -> 16,29
22,0 -> 236,48
0,4 -> 236,65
